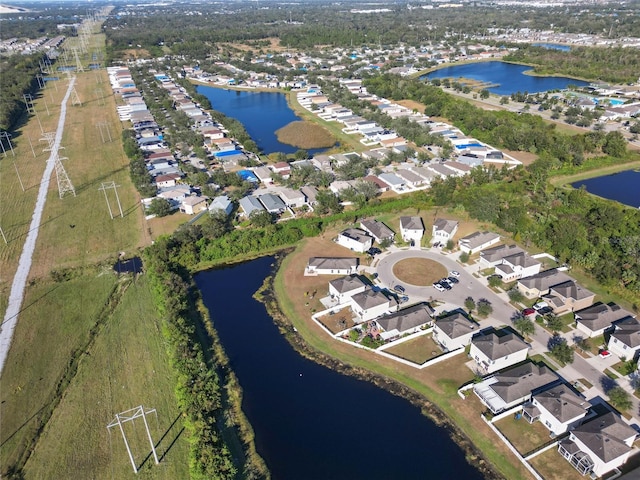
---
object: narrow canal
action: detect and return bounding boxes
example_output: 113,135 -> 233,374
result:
195,257 -> 485,480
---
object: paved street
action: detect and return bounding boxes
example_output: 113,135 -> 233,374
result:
362,245 -> 640,424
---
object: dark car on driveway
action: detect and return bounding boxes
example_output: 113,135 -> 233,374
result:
367,247 -> 382,256
394,285 -> 406,294
447,276 -> 459,284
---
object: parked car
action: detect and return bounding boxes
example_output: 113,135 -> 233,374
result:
439,281 -> 452,290
393,285 -> 406,294
533,301 -> 549,312
447,276 -> 459,284
537,306 -> 553,315
487,274 -> 503,282
449,271 -> 460,278
399,295 -> 410,304
367,247 -> 382,256
441,278 -> 453,286
522,308 -> 536,317
433,283 -> 446,292
599,350 -> 612,359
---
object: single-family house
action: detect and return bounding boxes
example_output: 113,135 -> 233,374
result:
376,303 -> 435,342
306,257 -> 359,276
458,231 -> 501,255
208,195 -> 234,216
360,219 -> 395,245
558,413 -> 637,478
362,176 -> 390,193
432,312 -> 478,351
575,303 -> 636,338
350,289 -> 396,323
469,331 -> 529,374
377,173 -> 406,192
410,166 -> 437,185
543,280 -> 595,315
395,169 -> 427,188
431,219 -> 459,245
239,196 -> 265,217
517,268 -> 573,299
258,194 -> 287,214
328,275 -> 367,304
300,185 -> 318,206
154,172 -> 181,189
607,317 -> 640,360
523,384 -> 590,436
336,228 -> 374,253
479,244 -> 523,268
157,185 -> 190,204
427,163 -> 456,179
180,196 -> 208,215
271,190 -> 301,210
253,166 -> 273,185
473,362 -> 558,414
494,251 -> 541,283
399,216 -> 425,244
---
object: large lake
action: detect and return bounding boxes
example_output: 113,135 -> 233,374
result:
572,169 -> 640,208
195,257 -> 485,480
197,85 -> 326,155
422,61 -> 589,95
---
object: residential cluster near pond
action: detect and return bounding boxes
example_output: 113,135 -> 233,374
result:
300,213 -> 640,480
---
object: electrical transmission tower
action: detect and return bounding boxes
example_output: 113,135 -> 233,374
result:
107,406 -> 160,473
42,138 -> 75,199
98,181 -> 123,219
0,131 -> 15,156
96,122 -> 112,143
71,47 -> 85,72
70,79 -> 82,106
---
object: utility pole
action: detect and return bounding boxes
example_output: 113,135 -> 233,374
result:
107,406 -> 160,474
98,181 -> 123,219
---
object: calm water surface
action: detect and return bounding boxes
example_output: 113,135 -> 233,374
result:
572,170 -> 640,208
195,257 -> 485,480
196,86 -> 328,155
422,61 -> 588,95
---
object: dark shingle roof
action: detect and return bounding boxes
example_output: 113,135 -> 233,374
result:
329,275 -> 366,294
436,312 -> 477,339
571,413 -> 636,463
490,363 -> 558,403
433,218 -> 458,234
533,384 -> 589,423
376,303 -> 433,333
308,257 -> 358,270
351,289 -> 390,310
575,302 -> 635,333
611,317 -> 640,348
517,268 -> 572,292
471,332 -> 529,361
400,216 -> 424,231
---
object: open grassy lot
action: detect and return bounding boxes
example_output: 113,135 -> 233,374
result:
275,239 -> 533,479
384,334 -> 442,364
21,275 -> 188,479
275,120 -> 336,149
494,415 -> 551,455
393,258 -> 447,286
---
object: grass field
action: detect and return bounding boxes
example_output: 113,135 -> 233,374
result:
392,258 -> 447,286
384,334 -> 442,364
275,120 -> 336,149
0,28 -> 185,479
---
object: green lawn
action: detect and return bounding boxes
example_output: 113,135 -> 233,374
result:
384,334 -> 442,364
494,416 -> 550,455
21,275 -> 189,479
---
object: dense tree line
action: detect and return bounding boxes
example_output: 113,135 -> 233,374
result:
0,53 -> 45,131
122,130 -> 156,197
504,45 -> 640,84
363,74 -> 630,167
104,3 -> 640,58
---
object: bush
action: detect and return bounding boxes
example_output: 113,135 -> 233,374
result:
507,288 -> 525,303
608,386 -> 632,411
476,298 -> 493,317
459,251 -> 469,263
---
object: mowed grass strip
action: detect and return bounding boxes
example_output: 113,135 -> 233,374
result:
392,258 -> 447,286
0,272 -> 117,474
22,275 -> 189,479
28,67 -> 149,279
275,120 -> 336,149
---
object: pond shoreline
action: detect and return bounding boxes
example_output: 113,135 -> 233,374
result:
254,252 -> 502,480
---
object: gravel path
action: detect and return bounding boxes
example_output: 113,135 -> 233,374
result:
0,77 -> 76,377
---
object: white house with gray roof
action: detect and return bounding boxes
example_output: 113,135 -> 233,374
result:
377,173 -> 406,192
493,251 -> 541,282
432,312 -> 478,351
479,244 -> 524,268
607,317 -> 640,360
328,275 -> 367,304
305,257 -> 358,276
558,412 -> 637,477
259,193 -> 287,214
575,302 -> 636,338
431,219 -> 459,245
376,303 -> 434,341
350,289 -> 396,323
458,231 -> 501,255
239,196 -> 265,216
208,195 -> 233,216
399,216 -> 425,244
473,362 -> 558,414
395,169 -> 427,188
360,219 -> 394,244
516,268 -> 573,299
523,384 -> 590,436
300,185 -> 318,206
469,331 -> 529,374
336,228 -> 374,253
278,188 -> 306,208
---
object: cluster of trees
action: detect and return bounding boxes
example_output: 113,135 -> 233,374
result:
364,74 -> 629,166
105,3 -> 640,58
504,45 -> 640,84
143,243 -> 237,479
121,130 -> 156,197
0,53 -> 45,131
